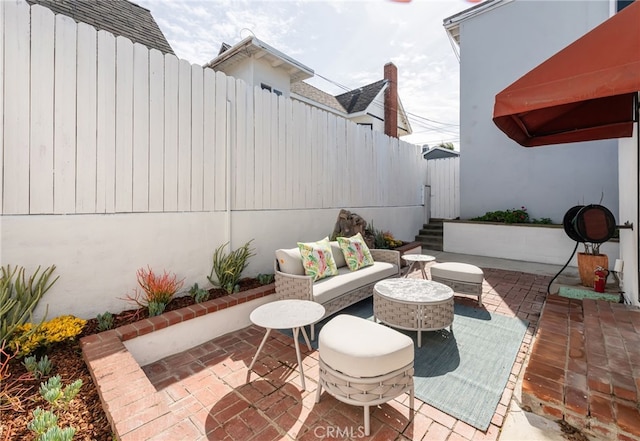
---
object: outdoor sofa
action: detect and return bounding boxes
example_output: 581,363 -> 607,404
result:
274,238 -> 401,338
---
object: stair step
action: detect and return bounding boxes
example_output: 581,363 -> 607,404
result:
415,219 -> 445,251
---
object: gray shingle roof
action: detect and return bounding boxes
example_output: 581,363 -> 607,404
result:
335,79 -> 387,114
290,82 -> 346,113
26,0 -> 174,55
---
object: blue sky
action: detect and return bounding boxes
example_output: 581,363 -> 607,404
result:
137,0 -> 470,148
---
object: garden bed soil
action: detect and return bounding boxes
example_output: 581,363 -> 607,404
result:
0,278 -> 265,441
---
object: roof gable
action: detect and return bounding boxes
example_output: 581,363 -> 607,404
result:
26,0 -> 174,55
290,82 -> 346,114
335,79 -> 387,114
207,37 -> 314,84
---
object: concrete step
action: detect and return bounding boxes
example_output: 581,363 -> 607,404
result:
415,219 -> 445,251
415,235 -> 443,251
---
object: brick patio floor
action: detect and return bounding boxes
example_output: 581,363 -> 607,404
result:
85,266 -> 547,441
522,294 -> 640,441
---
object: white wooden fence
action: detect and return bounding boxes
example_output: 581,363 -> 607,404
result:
427,157 -> 460,219
1,1 -> 425,216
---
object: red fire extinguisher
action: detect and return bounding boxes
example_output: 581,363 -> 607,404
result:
594,266 -> 609,293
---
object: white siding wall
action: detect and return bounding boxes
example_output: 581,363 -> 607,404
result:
618,124 -> 639,306
0,2 -> 427,319
458,0 -> 619,224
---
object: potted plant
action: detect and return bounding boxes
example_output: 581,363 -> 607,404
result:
577,242 -> 608,288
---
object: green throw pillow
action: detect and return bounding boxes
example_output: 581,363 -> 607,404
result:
337,233 -> 374,271
297,237 -> 338,281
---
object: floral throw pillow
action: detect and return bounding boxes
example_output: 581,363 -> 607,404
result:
297,237 -> 338,281
337,233 -> 374,271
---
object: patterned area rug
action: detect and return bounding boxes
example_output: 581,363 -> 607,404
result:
284,297 -> 528,431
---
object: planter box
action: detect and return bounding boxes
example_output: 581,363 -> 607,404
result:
443,221 -> 619,268
83,283 -> 276,367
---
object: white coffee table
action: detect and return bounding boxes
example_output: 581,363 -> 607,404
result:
401,254 -> 436,279
248,299 -> 325,390
373,278 -> 454,348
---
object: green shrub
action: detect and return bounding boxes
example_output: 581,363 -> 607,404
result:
96,312 -> 114,332
470,207 -> 553,225
28,374 -> 82,441
147,301 -> 166,317
208,240 -> 256,294
1,265 -> 58,344
257,273 -> 274,285
188,283 -> 209,303
23,355 -> 52,380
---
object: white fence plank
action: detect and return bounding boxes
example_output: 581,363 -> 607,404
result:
234,80 -> 247,210
76,22 -> 98,213
276,96 -> 286,209
29,5 -> 55,214
253,88 -> 266,209
191,64 -> 204,211
96,30 -> 116,213
132,43 -> 150,212
115,37 -> 134,212
177,59 -> 192,211
148,49 -> 165,212
53,14 -> 77,214
163,55 -> 179,211
202,68 -> 216,211
213,72 -> 227,211
3,0 -> 30,214
0,1 -> 4,213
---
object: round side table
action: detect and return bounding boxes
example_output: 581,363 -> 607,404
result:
248,299 -> 325,390
401,254 -> 436,279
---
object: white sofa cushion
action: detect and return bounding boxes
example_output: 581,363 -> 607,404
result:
312,261 -> 397,304
330,241 -> 347,268
319,314 -> 414,378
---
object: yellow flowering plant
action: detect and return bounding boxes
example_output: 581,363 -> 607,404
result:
9,315 -> 86,357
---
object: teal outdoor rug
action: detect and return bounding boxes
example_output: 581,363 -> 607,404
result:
282,297 -> 528,431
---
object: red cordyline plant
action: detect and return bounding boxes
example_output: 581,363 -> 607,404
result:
124,266 -> 184,310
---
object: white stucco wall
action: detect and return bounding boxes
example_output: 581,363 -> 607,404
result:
1,206 -> 424,320
617,124 -> 638,306
458,0 -> 619,224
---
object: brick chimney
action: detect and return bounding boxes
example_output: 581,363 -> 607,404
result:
384,62 -> 398,138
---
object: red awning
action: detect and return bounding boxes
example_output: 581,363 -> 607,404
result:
493,1 -> 640,147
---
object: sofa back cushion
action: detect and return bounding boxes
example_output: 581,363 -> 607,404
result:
275,248 -> 305,275
330,241 -> 347,268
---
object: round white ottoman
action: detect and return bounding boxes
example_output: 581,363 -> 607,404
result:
315,314 -> 414,436
429,262 -> 484,306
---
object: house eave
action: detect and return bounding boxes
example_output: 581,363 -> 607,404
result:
443,0 -> 512,45
206,36 -> 314,83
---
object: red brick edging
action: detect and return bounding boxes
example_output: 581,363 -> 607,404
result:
79,284 -> 275,440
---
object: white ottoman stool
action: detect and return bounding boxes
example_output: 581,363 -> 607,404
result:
430,262 -> 484,306
315,314 -> 414,436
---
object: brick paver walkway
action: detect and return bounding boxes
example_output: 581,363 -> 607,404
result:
80,266 -> 551,440
523,294 -> 640,441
